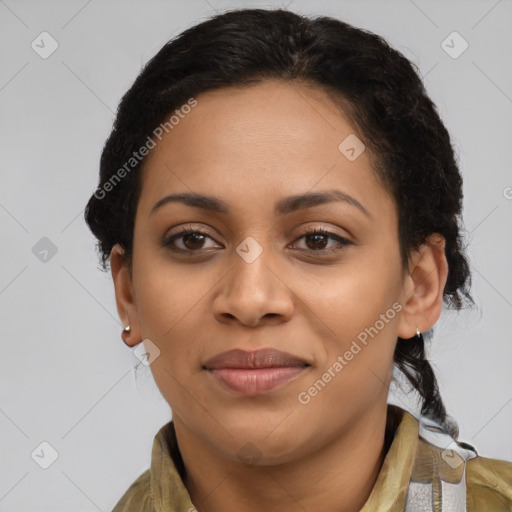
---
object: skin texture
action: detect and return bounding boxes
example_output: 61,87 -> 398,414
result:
110,79 -> 448,512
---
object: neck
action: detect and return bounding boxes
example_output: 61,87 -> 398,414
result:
173,402 -> 399,512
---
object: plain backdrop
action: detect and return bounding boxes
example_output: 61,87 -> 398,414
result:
1,0 -> 511,510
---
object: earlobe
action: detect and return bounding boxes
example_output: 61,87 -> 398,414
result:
121,324 -> 138,348
110,244 -> 141,347
397,234 -> 448,339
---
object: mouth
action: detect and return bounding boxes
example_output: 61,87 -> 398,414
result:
203,348 -> 310,396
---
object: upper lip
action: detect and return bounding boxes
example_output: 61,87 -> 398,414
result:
203,348 -> 310,370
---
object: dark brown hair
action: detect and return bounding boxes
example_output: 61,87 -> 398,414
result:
84,7 -> 474,435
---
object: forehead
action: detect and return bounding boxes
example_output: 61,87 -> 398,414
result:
138,79 -> 394,221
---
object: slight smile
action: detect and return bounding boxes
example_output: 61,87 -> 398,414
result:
203,348 -> 311,396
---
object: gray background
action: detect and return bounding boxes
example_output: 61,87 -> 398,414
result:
1,0 -> 511,510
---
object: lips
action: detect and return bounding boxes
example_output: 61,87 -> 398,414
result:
203,348 -> 310,396
204,348 -> 309,370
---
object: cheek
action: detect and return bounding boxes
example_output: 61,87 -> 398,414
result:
307,257 -> 399,342
133,251 -> 207,336
296,284 -> 398,422
301,250 -> 400,388
132,259 -> 210,395
138,291 -> 209,417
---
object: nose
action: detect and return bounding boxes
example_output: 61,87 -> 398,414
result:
212,246 -> 295,328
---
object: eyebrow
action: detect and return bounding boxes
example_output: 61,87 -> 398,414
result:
150,189 -> 372,219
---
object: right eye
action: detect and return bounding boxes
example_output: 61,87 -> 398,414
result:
163,226 -> 222,253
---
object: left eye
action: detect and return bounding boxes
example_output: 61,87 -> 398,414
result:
290,228 -> 352,254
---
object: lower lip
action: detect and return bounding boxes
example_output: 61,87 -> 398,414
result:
208,367 -> 306,395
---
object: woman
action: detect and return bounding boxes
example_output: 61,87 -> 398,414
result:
84,7 -> 512,512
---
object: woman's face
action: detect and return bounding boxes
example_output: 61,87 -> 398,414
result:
116,79 -> 418,464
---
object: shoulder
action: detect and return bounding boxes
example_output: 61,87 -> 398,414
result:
111,468 -> 154,512
466,455 -> 512,511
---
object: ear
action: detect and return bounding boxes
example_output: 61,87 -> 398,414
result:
110,244 -> 141,348
397,233 -> 448,339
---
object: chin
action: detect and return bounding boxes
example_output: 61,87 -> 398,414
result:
228,435 -> 307,468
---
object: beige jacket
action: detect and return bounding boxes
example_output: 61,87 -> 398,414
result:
111,405 -> 512,511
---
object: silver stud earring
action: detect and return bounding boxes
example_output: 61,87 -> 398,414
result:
416,327 -> 421,338
123,325 -> 131,333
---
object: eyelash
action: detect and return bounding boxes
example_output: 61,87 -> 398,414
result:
163,225 -> 352,256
